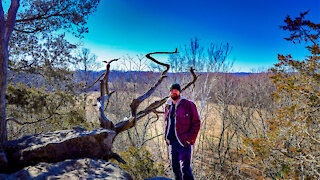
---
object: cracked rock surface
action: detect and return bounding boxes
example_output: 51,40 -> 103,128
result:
1,158 -> 132,180
4,128 -> 116,173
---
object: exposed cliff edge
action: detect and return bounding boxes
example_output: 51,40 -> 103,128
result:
0,158 -> 132,180
0,128 -> 133,179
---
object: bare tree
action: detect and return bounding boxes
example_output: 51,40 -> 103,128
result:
112,54 -> 162,148
84,49 -> 198,159
185,37 -> 204,71
77,48 -> 99,110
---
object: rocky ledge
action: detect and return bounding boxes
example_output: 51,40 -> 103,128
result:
3,128 -> 116,173
0,158 -> 132,180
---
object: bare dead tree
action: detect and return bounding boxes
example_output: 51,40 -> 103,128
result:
88,49 -> 199,142
77,48 -> 99,110
4,48 -> 199,168
97,58 -> 119,130
114,49 -> 199,136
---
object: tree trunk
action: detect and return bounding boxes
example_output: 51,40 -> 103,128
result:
0,0 -> 20,162
0,36 -> 8,153
0,36 -> 8,152
0,39 -> 8,168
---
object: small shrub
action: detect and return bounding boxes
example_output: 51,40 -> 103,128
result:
113,146 -> 165,179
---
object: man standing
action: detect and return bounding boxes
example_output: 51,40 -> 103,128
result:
164,83 -> 201,180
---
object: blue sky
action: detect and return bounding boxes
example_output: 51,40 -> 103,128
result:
5,0 -> 320,72
79,0 -> 319,72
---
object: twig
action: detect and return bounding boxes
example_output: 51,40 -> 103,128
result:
6,113 -> 59,125
141,133 -> 164,146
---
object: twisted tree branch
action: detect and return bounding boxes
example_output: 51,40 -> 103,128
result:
115,59 -> 199,135
98,59 -> 119,130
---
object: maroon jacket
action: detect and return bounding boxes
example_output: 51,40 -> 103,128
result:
164,96 -> 201,147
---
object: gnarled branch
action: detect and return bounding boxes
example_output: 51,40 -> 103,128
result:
86,72 -> 105,90
135,67 -> 199,120
115,59 -> 199,135
181,67 -> 200,92
98,59 -> 119,130
116,49 -> 177,134
130,49 -> 177,118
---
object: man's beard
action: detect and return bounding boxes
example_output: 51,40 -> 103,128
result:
171,93 -> 180,101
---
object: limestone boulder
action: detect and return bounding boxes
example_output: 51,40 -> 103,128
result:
4,128 -> 116,173
1,158 -> 132,180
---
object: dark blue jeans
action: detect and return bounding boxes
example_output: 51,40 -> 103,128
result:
168,141 -> 194,180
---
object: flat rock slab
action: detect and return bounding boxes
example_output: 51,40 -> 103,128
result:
1,158 -> 132,180
4,128 -> 116,173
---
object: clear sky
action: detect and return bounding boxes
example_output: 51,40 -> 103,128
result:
6,0 -> 318,72
76,0 -> 320,72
